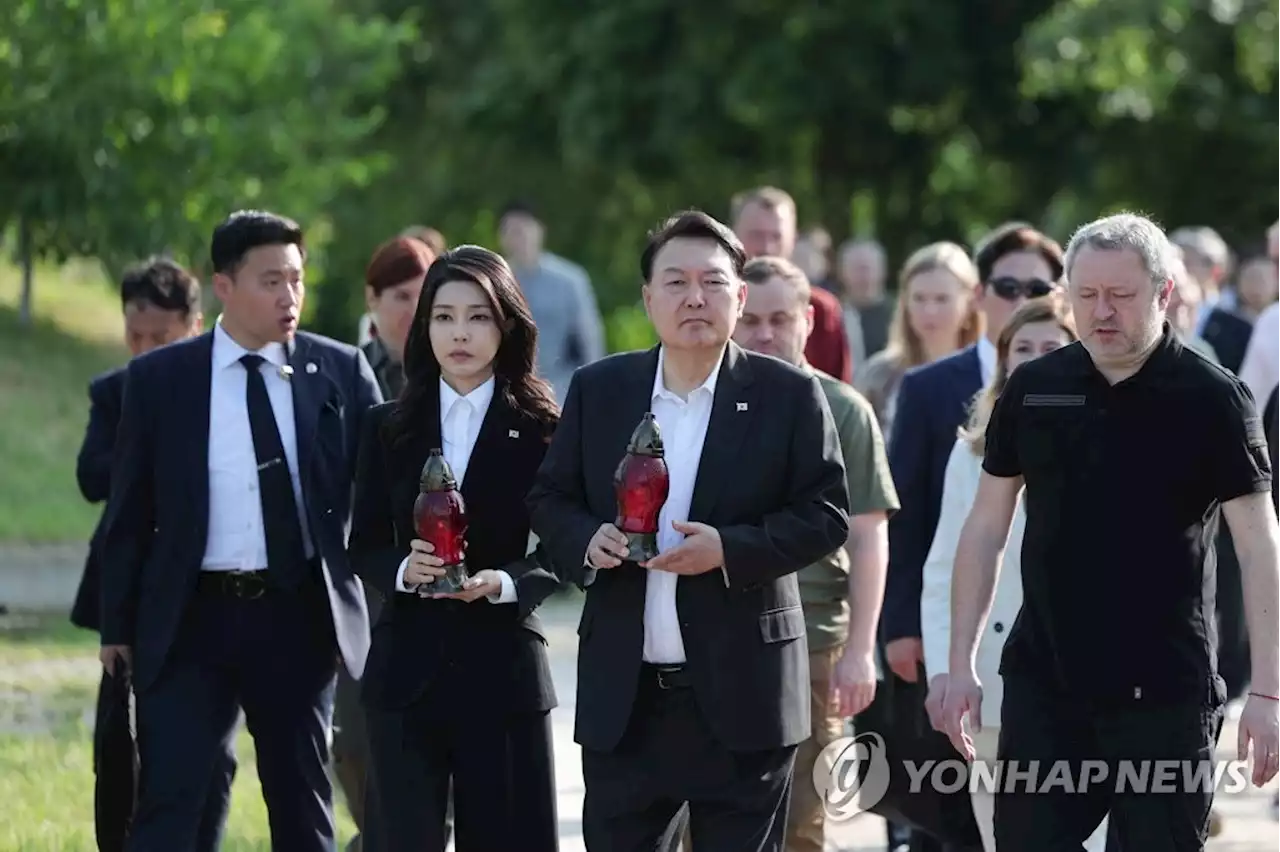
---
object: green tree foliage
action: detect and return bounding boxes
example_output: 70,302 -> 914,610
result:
0,0 -> 412,319
4,0 -> 1275,342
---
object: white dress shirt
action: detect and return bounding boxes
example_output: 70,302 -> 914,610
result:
395,377 -> 516,603
976,336 -> 997,387
1239,301 -> 1279,408
638,347 -> 720,664
203,324 -> 314,572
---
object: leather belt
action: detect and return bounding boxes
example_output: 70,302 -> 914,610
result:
642,663 -> 692,690
197,570 -> 270,599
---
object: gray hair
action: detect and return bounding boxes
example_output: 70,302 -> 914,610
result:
1063,213 -> 1177,286
1169,225 -> 1231,270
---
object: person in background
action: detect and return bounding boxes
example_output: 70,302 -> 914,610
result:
498,200 -> 606,406
730,186 -> 852,381
880,222 -> 1062,852
854,242 -> 983,437
1199,251 -> 1271,375
361,237 -> 437,401
336,235 -> 437,852
792,225 -> 838,294
1171,225 -> 1235,333
734,256 -> 899,852
359,227 -> 448,347
837,238 -> 893,365
919,298 -> 1108,852
400,225 -> 448,257
74,258 -> 236,852
349,246 -> 562,852
1167,246 -> 1220,363
1239,221 -> 1280,408
100,211 -> 382,851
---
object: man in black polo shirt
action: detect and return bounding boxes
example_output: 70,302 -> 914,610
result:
939,213 -> 1280,849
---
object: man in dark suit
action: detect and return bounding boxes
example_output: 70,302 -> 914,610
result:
879,223 -> 1063,851
99,211 -> 382,851
75,258 -> 238,852
527,210 -> 850,850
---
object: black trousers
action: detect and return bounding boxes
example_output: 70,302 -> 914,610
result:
995,676 -> 1223,851
582,666 -> 796,852
364,699 -> 557,852
129,586 -> 339,852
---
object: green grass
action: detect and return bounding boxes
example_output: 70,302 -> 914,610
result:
0,614 -> 357,849
0,259 -> 128,543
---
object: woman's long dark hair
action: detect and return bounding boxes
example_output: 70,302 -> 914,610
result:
385,245 -> 560,448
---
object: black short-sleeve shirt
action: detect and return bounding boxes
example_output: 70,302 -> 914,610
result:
982,324 -> 1272,707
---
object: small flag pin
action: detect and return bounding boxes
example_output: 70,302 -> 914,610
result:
508,429 -> 520,438
736,402 -> 748,412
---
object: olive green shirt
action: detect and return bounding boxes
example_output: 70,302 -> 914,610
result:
801,368 -> 900,650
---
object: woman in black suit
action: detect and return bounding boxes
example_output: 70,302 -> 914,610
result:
349,245 -> 562,852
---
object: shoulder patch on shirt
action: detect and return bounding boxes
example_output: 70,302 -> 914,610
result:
1243,414 -> 1267,449
1023,393 -> 1087,407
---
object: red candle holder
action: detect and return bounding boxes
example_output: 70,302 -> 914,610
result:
412,449 -> 469,595
613,412 -> 670,563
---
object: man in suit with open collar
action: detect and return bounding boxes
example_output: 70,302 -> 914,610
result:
528,210 -> 850,851
99,210 -> 382,851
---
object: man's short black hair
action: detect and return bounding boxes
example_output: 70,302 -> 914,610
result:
120,257 -> 201,319
640,210 -> 748,281
210,210 -> 305,275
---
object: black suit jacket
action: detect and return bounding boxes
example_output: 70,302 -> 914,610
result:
526,343 -> 850,753
99,331 -> 383,691
882,344 -> 983,643
348,390 -> 560,713
72,367 -> 127,632
1201,306 -> 1253,375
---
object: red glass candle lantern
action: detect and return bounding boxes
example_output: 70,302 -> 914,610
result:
613,412 -> 670,563
412,449 -> 469,595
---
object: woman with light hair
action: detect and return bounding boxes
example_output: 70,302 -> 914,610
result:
920,297 -> 1111,851
854,241 -> 984,436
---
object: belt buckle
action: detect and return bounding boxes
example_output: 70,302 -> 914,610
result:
230,572 -> 266,600
655,666 -> 678,690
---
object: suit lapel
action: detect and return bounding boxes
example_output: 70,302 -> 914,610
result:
688,343 -> 756,523
459,384 -> 519,506
187,333 -> 214,545
287,335 -> 329,488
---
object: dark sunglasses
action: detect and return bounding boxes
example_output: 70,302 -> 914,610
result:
987,276 -> 1056,301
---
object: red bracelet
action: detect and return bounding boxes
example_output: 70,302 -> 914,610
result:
1248,691 -> 1280,702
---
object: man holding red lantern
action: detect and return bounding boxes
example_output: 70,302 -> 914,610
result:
528,209 -> 851,851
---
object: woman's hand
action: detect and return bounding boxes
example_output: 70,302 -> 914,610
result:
431,569 -> 503,603
404,539 -> 446,586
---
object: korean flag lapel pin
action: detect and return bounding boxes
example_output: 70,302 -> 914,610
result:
736,401 -> 748,412
508,429 -> 520,439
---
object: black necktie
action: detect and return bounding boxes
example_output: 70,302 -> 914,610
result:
239,354 -> 308,588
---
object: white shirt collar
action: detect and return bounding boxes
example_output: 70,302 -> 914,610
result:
440,375 -> 496,418
212,322 -> 288,372
652,345 -> 722,403
976,336 -> 997,385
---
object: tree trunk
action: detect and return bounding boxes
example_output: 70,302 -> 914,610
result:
18,215 -> 34,328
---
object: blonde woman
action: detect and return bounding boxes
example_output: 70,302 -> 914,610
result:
854,242 -> 983,435
920,298 -> 1110,852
